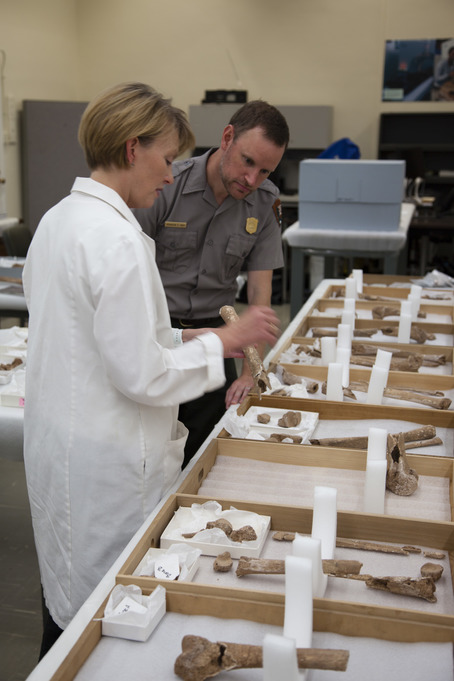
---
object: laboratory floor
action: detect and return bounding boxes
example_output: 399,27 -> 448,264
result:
0,302 -> 291,681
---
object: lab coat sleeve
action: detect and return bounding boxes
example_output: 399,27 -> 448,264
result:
88,231 -> 226,407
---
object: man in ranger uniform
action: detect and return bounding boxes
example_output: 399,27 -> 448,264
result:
135,100 -> 289,466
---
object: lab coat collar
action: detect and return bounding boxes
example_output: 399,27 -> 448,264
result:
71,177 -> 143,232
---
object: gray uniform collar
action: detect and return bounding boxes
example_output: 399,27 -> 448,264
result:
180,149 -> 257,207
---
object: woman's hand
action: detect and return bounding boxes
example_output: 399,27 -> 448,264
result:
181,306 -> 280,357
213,305 -> 280,356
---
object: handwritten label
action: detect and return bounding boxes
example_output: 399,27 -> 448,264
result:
111,596 -> 147,618
154,553 -> 180,581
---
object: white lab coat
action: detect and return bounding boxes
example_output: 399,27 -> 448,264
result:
22,178 -> 225,628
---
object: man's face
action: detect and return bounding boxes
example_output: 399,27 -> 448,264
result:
219,126 -> 285,200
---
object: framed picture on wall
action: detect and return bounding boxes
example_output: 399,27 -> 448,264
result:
382,38 -> 454,102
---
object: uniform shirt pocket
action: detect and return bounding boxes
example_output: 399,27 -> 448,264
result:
223,233 -> 256,280
155,229 -> 198,273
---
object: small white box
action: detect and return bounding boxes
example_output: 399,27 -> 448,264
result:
101,584 -> 166,642
160,502 -> 271,559
244,406 -> 319,442
133,545 -> 200,582
0,393 -> 24,407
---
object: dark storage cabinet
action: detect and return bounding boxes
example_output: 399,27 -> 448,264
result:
378,111 -> 454,179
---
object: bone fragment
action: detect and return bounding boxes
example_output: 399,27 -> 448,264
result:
351,343 -> 447,366
336,538 -> 414,555
0,357 -> 23,371
230,525 -> 257,542
348,380 -> 451,409
420,562 -> 444,581
206,519 -> 233,536
382,387 -> 451,410
174,635 -> 350,680
295,343 -> 321,358
407,437 -> 444,449
353,328 -> 381,337
392,385 -> 445,397
321,381 -> 356,400
311,327 -> 377,338
272,533 -> 418,556
310,424 -> 437,449
372,305 -> 426,320
382,325 -> 436,343
183,519 -> 256,542
350,354 -> 422,372
424,550 -> 446,560
267,433 -> 303,444
272,531 -> 296,542
365,575 -> 436,602
322,559 -> 363,576
402,546 -> 422,554
257,413 -> 271,424
310,327 -> 337,337
304,379 -> 320,393
280,366 -> 304,385
270,364 -> 319,393
277,410 -> 302,428
219,305 -> 271,395
213,552 -> 233,573
235,556 -> 362,578
386,433 -> 419,496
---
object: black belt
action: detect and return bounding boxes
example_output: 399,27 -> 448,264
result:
171,316 -> 223,329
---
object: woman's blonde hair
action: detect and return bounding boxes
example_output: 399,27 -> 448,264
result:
78,82 -> 195,170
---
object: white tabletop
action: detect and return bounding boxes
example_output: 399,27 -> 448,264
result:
283,203 -> 415,253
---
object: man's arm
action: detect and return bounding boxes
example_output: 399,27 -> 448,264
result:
225,269 -> 273,408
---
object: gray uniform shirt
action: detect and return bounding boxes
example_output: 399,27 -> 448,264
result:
135,150 -> 284,320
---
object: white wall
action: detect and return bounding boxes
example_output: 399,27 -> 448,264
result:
1,0 -> 453,220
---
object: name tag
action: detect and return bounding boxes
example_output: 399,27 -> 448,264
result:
165,221 -> 187,228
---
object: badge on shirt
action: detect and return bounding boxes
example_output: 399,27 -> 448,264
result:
165,221 -> 187,228
245,217 -> 258,234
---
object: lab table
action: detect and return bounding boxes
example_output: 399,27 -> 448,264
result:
23,278 -> 454,681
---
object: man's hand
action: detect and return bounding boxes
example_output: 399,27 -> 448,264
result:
225,374 -> 255,408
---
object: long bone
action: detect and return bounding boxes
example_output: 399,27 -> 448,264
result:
310,424 -> 438,449
174,634 -> 350,680
235,556 -> 363,578
219,305 -> 271,395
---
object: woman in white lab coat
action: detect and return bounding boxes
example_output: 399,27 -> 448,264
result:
22,82 -> 279,657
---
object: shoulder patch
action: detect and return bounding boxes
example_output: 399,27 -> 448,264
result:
272,199 -> 282,228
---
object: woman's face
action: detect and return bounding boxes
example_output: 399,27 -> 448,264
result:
127,129 -> 180,209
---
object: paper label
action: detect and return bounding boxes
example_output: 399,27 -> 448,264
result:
111,596 -> 147,617
154,552 -> 180,581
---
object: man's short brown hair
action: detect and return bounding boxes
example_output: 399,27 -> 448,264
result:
229,100 -> 289,149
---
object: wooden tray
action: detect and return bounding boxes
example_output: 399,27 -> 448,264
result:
322,282 -> 454,305
174,436 -> 454,517
293,315 -> 454,344
220,395 -> 454,440
115,493 -> 454,644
